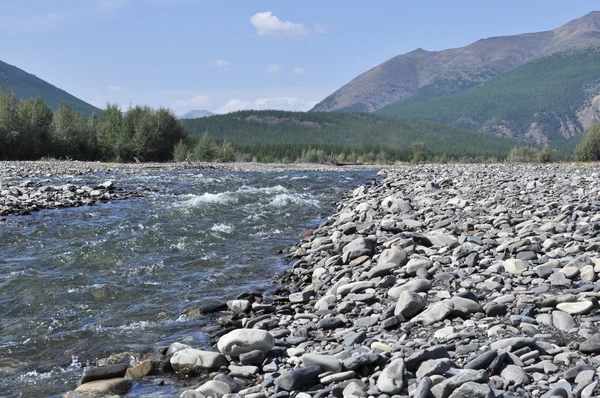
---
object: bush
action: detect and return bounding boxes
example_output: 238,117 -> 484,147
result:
537,146 -> 552,163
507,146 -> 539,163
574,123 -> 600,162
173,140 -> 190,162
411,141 -> 428,163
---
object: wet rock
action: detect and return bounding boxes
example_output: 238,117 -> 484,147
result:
75,378 -> 132,394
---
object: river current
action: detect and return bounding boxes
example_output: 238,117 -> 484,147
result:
0,169 -> 375,397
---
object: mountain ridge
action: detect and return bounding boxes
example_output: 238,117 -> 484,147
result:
178,109 -> 214,119
312,11 -> 600,113
0,59 -> 99,116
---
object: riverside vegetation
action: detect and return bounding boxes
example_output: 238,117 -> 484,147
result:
63,163 -> 600,398
3,88 -> 600,164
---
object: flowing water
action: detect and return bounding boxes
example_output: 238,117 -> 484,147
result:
0,169 -> 375,397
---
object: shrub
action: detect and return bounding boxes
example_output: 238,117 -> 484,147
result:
537,146 -> 552,163
507,146 -> 539,163
172,140 -> 190,162
411,141 -> 428,163
574,123 -> 600,162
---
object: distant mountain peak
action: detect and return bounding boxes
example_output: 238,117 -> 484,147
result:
178,109 -> 214,119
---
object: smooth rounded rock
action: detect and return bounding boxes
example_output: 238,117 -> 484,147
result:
171,349 -> 229,372
217,329 -> 275,357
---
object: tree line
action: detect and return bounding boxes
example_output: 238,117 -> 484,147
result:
0,89 -> 185,161
2,87 -> 600,164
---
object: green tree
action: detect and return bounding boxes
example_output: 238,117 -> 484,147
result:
537,145 -> 552,163
96,104 -> 123,160
411,141 -> 428,163
50,103 -> 87,158
574,123 -> 600,162
17,97 -> 53,159
0,89 -> 21,159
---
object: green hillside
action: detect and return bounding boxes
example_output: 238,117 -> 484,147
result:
182,110 -> 527,160
0,60 -> 99,117
376,49 -> 600,148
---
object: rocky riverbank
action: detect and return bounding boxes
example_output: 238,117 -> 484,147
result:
0,160 -> 382,181
0,160 -> 381,217
64,164 -> 600,397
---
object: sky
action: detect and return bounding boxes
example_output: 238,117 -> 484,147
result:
1,1 -> 598,115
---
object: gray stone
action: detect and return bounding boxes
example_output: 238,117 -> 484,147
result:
447,382 -> 493,398
504,259 -> 528,274
413,377 -> 433,398
226,299 -> 251,314
414,300 -> 454,326
580,333 -> 600,353
239,350 -> 266,366
450,296 -> 483,313
549,272 -> 572,287
194,380 -> 230,397
556,301 -> 593,315
171,349 -> 229,372
318,317 -> 345,329
301,353 -> 342,373
289,291 -> 315,303
406,346 -> 450,372
552,310 -> 576,332
277,365 -> 322,391
501,364 -> 530,386
416,359 -> 452,379
377,246 -> 408,267
430,369 -> 488,398
490,337 -> 535,351
464,350 -> 497,370
388,279 -> 432,299
342,381 -> 367,398
395,291 -> 426,318
377,358 -> 405,394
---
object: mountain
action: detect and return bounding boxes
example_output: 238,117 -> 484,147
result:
0,59 -> 99,117
182,110 -> 526,160
178,109 -> 214,119
377,48 -> 600,147
313,12 -> 600,113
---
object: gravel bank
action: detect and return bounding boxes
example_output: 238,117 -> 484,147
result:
51,164 -> 600,397
0,160 -> 381,217
0,160 -> 383,181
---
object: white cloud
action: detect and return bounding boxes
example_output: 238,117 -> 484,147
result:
216,60 -> 233,70
215,97 -> 318,114
190,94 -> 211,107
267,63 -> 284,73
250,11 -> 310,40
171,94 -> 212,112
313,23 -> 329,34
293,67 -> 307,75
108,85 -> 128,92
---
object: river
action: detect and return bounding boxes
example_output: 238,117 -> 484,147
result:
0,169 -> 375,397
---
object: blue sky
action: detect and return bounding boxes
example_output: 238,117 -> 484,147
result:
1,1 -> 598,115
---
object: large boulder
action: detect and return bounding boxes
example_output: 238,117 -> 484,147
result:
170,348 -> 229,372
217,329 -> 275,357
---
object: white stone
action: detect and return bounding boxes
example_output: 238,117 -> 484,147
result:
217,329 -> 275,357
